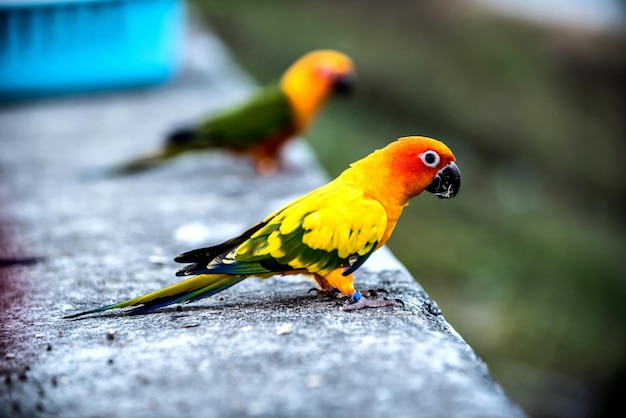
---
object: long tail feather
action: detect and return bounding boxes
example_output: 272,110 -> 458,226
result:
81,147 -> 185,180
64,274 -> 246,318
106,147 -> 186,177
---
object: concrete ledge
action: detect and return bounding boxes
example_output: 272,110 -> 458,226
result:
0,25 -> 525,418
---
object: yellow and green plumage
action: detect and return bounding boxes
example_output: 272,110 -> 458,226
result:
66,136 -> 461,317
107,50 -> 355,176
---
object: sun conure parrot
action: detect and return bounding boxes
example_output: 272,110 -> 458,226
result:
107,49 -> 355,176
65,136 -> 461,318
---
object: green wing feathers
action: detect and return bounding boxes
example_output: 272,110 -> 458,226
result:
171,185 -> 387,279
166,84 -> 295,151
211,185 -> 387,276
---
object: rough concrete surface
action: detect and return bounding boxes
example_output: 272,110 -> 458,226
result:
0,26 -> 525,418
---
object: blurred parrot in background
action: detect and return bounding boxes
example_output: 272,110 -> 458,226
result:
107,49 -> 355,176
66,136 -> 460,318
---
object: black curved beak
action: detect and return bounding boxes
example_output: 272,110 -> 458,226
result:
332,74 -> 356,96
426,162 -> 461,199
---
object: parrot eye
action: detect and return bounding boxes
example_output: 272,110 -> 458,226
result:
420,151 -> 440,168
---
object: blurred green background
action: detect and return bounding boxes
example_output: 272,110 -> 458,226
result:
190,0 -> 625,416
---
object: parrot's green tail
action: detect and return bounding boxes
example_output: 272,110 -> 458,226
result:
106,147 -> 185,177
80,147 -> 188,181
64,274 -> 246,318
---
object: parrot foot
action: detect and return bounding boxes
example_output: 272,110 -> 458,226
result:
308,287 -> 343,299
340,291 -> 402,311
255,158 -> 279,176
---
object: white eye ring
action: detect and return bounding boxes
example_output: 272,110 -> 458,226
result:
420,150 -> 440,168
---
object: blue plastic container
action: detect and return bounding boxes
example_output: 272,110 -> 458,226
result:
0,0 -> 185,101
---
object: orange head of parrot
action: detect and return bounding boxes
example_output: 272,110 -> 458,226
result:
345,136 -> 461,207
281,49 -> 356,130
388,136 -> 461,200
